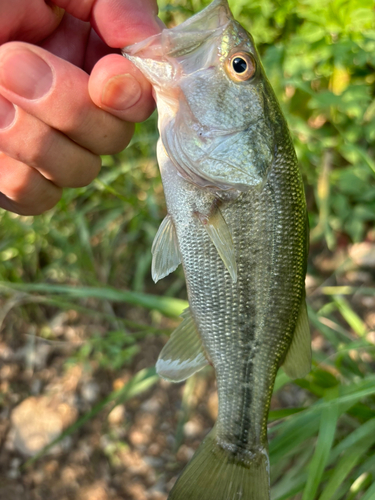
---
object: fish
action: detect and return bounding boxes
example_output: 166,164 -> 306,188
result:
123,1 -> 311,499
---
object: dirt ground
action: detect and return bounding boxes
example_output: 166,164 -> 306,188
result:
0,307 -> 306,500
1,242 -> 375,500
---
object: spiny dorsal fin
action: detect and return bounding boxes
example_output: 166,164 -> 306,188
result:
156,308 -> 209,382
197,207 -> 237,283
151,214 -> 181,283
283,299 -> 311,379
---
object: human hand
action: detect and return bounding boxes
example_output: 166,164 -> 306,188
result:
0,0 -> 162,215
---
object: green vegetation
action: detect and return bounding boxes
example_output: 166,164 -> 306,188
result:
1,0 -> 375,498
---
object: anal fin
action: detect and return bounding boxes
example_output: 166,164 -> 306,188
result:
151,214 -> 181,283
283,299 -> 311,379
156,308 -> 209,383
196,205 -> 237,283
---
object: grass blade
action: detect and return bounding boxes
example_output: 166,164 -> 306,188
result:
333,295 -> 367,337
302,389 -> 339,500
360,480 -> 375,500
0,282 -> 188,317
318,435 -> 375,500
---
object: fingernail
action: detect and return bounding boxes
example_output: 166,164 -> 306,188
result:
0,50 -> 53,100
0,94 -> 15,129
101,74 -> 142,111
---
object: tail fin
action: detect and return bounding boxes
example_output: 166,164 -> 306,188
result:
169,429 -> 270,500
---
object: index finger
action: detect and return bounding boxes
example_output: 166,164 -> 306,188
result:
52,0 -> 162,47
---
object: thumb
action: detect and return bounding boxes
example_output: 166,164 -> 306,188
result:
51,0 -> 163,47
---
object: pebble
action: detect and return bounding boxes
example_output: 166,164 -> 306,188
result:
80,380 -> 100,403
183,420 -> 202,438
349,243 -> 375,268
9,396 -> 77,456
141,397 -> 161,413
143,456 -> 164,468
108,405 -> 126,425
81,482 -> 108,500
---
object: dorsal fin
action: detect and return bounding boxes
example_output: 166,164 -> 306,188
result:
156,308 -> 209,382
151,214 -> 181,283
196,206 -> 237,283
283,299 -> 311,379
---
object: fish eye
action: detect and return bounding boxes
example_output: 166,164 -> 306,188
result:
225,52 -> 256,82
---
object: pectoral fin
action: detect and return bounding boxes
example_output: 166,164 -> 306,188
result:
156,308 -> 209,382
283,299 -> 311,379
197,207 -> 237,283
151,214 -> 181,283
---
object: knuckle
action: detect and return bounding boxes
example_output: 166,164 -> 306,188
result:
14,182 -> 62,215
0,157 -> 61,214
91,121 -> 135,156
70,155 -> 102,188
26,134 -> 54,168
5,166 -> 36,201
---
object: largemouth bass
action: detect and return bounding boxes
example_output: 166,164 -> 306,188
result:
124,1 -> 311,498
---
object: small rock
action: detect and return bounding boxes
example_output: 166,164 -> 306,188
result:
9,396 -> 77,456
0,364 -> 18,381
7,468 -> 20,479
108,405 -> 126,425
349,243 -> 375,268
49,311 -> 70,334
366,331 -> 375,345
126,482 -> 147,500
80,380 -> 100,403
148,477 -> 168,498
149,493 -> 167,500
366,312 -> 375,330
30,379 -> 42,395
0,342 -> 13,361
30,469 -> 45,485
305,274 -> 320,294
183,420 -> 202,438
7,458 -> 22,479
207,391 -> 218,420
359,296 -> 375,309
176,444 -> 195,462
166,434 -> 175,447
345,270 -> 372,284
141,397 -> 161,413
18,333 -> 51,370
61,465 -> 81,487
81,482 -> 108,500
129,429 -> 149,446
143,456 -> 164,468
10,457 -> 22,469
148,443 -> 161,456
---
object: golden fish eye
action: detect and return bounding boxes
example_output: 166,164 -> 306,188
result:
225,52 -> 256,82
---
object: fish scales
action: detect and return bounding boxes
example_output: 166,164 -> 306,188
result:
123,0 -> 310,498
162,131 -> 306,452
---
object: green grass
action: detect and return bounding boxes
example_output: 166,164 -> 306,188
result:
1,0 -> 375,498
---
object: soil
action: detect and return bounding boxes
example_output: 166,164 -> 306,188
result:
1,242 -> 374,499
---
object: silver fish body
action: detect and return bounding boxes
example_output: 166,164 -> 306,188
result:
124,1 -> 311,499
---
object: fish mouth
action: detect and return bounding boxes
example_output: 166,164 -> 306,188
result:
123,1 -> 274,192
122,0 -> 233,86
